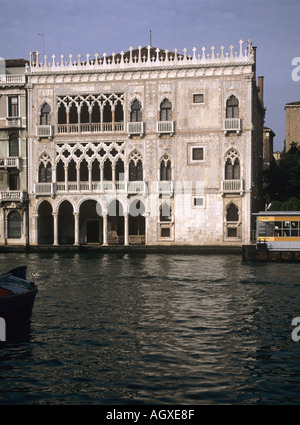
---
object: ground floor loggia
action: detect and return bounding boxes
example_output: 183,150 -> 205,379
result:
33,198 -> 146,246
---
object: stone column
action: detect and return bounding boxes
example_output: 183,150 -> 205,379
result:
64,165 -> 68,191
2,207 -> 6,245
53,212 -> 58,245
73,212 -> 79,245
124,212 -> 129,246
76,164 -> 80,191
102,213 -> 108,245
88,165 -> 92,192
32,214 -> 38,245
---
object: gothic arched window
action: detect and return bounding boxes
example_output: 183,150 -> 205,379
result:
129,150 -> 143,181
225,149 -> 240,180
40,103 -> 51,125
160,157 -> 171,181
226,203 -> 239,222
39,162 -> 52,183
226,95 -> 239,119
130,99 -> 142,122
160,99 -> 172,121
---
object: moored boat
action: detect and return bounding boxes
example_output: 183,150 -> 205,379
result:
0,266 -> 38,324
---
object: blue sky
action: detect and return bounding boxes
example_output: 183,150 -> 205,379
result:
1,0 -> 299,151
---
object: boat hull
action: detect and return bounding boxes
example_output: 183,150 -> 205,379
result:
0,286 -> 38,324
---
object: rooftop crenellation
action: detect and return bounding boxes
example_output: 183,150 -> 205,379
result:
27,40 -> 254,73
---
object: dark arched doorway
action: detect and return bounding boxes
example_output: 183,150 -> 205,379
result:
129,199 -> 145,245
107,199 -> 124,244
79,200 -> 102,244
58,200 -> 74,244
38,200 -> 53,245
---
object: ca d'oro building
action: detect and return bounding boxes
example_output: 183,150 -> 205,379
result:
4,40 -> 267,248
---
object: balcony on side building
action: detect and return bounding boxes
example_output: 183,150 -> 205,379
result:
0,190 -> 27,202
0,75 -> 26,85
222,179 -> 244,194
0,157 -> 20,169
6,117 -> 22,128
223,118 -> 242,135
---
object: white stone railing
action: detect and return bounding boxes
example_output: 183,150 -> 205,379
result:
222,179 -> 244,193
157,121 -> 174,134
34,182 -> 55,195
157,181 -> 174,194
0,190 -> 25,201
0,74 -> 25,84
57,122 -> 124,134
0,157 -> 20,168
6,117 -> 21,127
36,125 -> 53,137
28,40 -> 254,74
224,118 -> 241,132
127,122 -> 144,135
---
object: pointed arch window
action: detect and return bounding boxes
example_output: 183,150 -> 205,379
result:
226,95 -> 239,119
160,157 -> 171,181
160,99 -> 172,121
130,99 -> 142,122
129,151 -> 143,181
40,103 -> 51,125
39,162 -> 52,183
226,203 -> 239,222
225,149 -> 240,180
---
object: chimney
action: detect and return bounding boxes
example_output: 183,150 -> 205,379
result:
258,76 -> 264,104
32,51 -> 38,66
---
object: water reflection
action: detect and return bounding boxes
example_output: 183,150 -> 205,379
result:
0,252 -> 299,404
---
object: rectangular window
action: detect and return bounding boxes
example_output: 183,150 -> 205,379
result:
8,97 -> 19,117
161,227 -> 170,238
192,147 -> 203,161
193,94 -> 204,104
227,227 -> 237,238
193,197 -> 204,207
9,173 -> 19,190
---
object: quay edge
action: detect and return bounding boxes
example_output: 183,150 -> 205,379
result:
0,244 -> 242,255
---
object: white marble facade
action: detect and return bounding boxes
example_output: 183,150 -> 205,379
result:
25,41 -> 265,246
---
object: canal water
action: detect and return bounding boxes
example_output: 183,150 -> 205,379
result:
0,252 -> 299,405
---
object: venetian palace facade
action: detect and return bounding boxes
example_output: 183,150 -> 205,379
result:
1,40 -> 266,247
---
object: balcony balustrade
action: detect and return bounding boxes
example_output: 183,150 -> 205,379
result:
57,122 -> 124,135
34,182 -> 55,195
0,190 -> 27,201
222,179 -> 244,193
6,117 -> 22,127
157,121 -> 174,135
0,75 -> 26,85
224,118 -> 241,134
157,181 -> 174,195
0,157 -> 20,169
35,181 -> 148,196
127,122 -> 144,136
36,125 -> 53,138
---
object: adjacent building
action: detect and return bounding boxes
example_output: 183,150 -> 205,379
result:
2,40 -> 267,247
285,101 -> 300,151
0,58 -> 29,245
